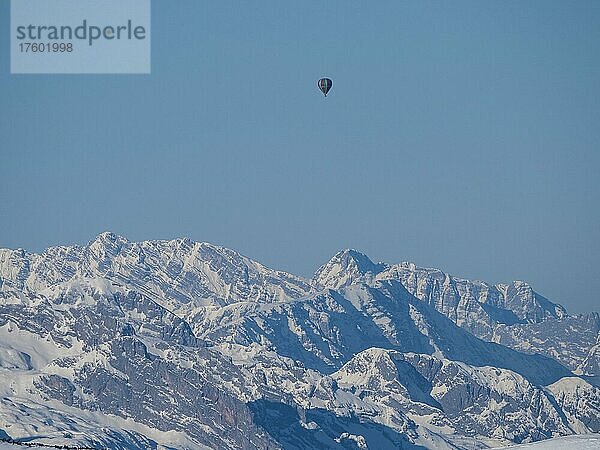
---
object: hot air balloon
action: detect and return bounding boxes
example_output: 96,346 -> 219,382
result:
318,77 -> 332,97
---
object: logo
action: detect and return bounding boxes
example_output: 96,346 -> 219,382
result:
11,0 -> 151,74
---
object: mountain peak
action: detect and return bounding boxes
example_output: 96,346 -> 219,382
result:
313,249 -> 387,289
91,231 -> 128,245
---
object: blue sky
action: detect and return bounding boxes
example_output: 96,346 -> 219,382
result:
1,1 -> 598,313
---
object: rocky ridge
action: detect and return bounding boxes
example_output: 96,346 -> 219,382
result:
0,233 -> 598,449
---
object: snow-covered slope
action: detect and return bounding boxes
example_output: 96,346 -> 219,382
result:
497,433 -> 600,449
333,348 -> 577,443
547,377 -> 600,433
0,232 -> 312,330
0,444 -> 74,450
314,250 -> 599,375
578,333 -> 600,377
0,233 -> 598,449
0,281 -> 276,449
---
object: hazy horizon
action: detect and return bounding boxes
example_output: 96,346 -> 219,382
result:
1,1 -> 599,313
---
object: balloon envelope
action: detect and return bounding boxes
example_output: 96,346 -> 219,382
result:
318,78 -> 332,96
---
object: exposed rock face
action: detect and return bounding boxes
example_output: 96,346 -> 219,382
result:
314,250 -> 598,374
0,280 -> 277,449
0,232 -> 312,325
332,348 -> 584,443
0,233 -> 598,449
548,377 -> 600,433
313,249 -> 387,290
578,332 -> 600,376
314,250 -> 566,328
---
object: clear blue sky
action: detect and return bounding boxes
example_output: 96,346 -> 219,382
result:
1,1 -> 598,313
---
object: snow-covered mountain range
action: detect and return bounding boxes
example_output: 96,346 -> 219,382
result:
0,232 -> 598,449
